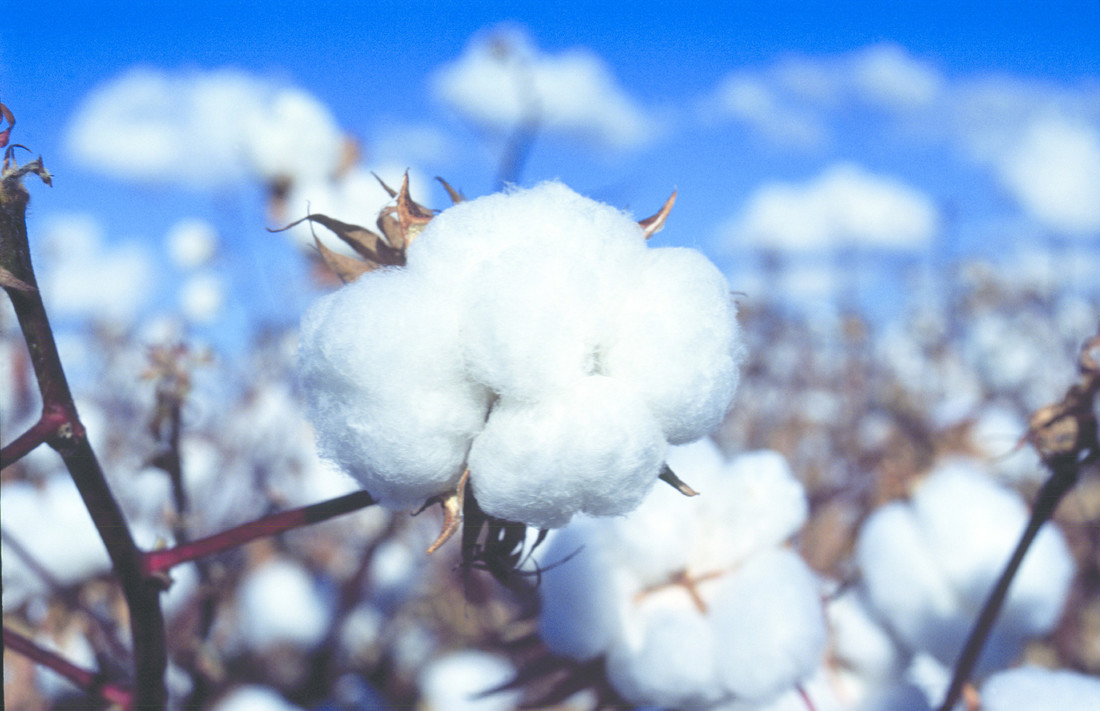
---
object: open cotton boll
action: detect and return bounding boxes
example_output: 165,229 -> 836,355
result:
603,247 -> 742,443
418,651 -> 519,711
242,88 -> 344,184
211,686 -> 304,711
236,557 -> 332,650
856,464 -> 1074,669
910,462 -> 1073,631
537,521 -> 628,660
461,247 -> 612,400
606,586 -> 726,710
468,376 -> 666,528
406,181 -> 647,283
856,502 -> 964,663
690,450 -> 808,572
981,666 -> 1100,711
1,476 -> 112,607
710,548 -> 828,703
299,269 -> 490,509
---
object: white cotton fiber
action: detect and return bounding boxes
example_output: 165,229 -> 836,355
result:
536,522 -> 624,660
211,686 -> 304,711
236,557 -> 332,650
418,651 -> 519,711
603,247 -> 742,443
856,463 -> 1075,669
909,462 -> 1073,632
468,376 -> 666,528
1,476 -> 112,607
690,450 -> 808,572
981,666 -> 1100,711
606,587 -> 725,710
299,181 -> 743,527
710,548 -> 828,702
461,248 -> 608,401
299,269 -> 490,509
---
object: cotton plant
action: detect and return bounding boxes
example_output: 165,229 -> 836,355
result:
855,460 -> 1075,676
297,179 -> 743,545
532,438 -> 828,710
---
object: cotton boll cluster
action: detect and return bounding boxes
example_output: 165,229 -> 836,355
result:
300,181 -> 742,527
535,439 -> 827,710
855,461 -> 1074,672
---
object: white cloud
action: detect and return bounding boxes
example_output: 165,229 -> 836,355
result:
66,67 -> 345,188
38,214 -> 154,325
702,43 -> 944,148
995,114 -> 1100,234
721,163 -> 939,252
704,73 -> 828,148
432,26 -> 656,150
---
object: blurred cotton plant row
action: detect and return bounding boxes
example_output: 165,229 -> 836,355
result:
3,95 -> 1100,711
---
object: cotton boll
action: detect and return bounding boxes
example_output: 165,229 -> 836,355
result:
1,476 -> 112,607
856,464 -> 1074,669
981,666 -> 1100,711
236,557 -> 332,650
710,548 -> 828,702
606,587 -> 725,710
407,181 -> 646,284
856,502 -> 961,661
468,376 -> 665,528
537,521 -> 625,660
418,651 -> 519,711
911,463 -> 1073,633
166,218 -> 218,269
461,247 -> 609,400
828,588 -> 907,685
299,269 -> 490,509
180,272 -> 225,323
691,450 -> 808,572
211,686 -> 304,711
603,247 -> 741,443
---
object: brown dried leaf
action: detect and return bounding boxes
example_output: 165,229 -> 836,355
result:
272,213 -> 403,266
426,469 -> 469,554
376,207 -> 405,249
371,172 -> 397,198
0,102 -> 14,149
638,190 -> 677,239
313,236 -> 374,283
659,463 -> 699,497
436,176 -> 465,204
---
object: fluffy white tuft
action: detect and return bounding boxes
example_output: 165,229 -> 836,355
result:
299,182 -> 742,527
856,462 -> 1074,668
981,666 -> 1100,711
710,548 -> 829,702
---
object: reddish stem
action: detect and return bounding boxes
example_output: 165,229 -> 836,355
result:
142,490 -> 377,574
3,156 -> 167,708
3,626 -> 134,709
0,403 -> 70,468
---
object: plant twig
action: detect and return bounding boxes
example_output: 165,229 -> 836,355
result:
3,626 -> 134,709
934,458 -> 1079,711
0,404 -> 67,467
2,138 -> 168,710
141,490 -> 377,575
937,332 -> 1099,711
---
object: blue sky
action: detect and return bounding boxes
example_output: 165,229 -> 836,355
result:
2,1 -> 1098,352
